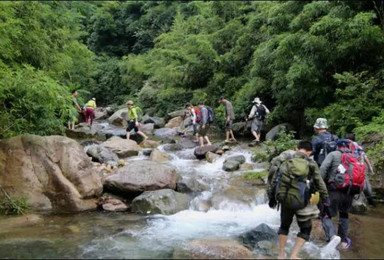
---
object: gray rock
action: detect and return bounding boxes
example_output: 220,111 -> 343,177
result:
206,152 -> 219,163
226,155 -> 246,164
107,108 -> 129,126
178,137 -> 197,149
100,198 -> 128,212
154,128 -> 178,140
142,149 -> 152,156
139,123 -> 154,135
94,107 -> 110,120
194,145 -> 218,160
131,189 -> 190,215
223,160 -> 241,171
163,143 -> 184,152
149,148 -> 171,163
222,145 -> 230,151
143,116 -> 165,129
176,176 -> 207,193
104,161 -> 180,194
86,145 -> 119,164
168,109 -> 185,118
100,136 -> 141,158
239,223 -> 278,250
265,123 -> 294,141
65,127 -> 106,140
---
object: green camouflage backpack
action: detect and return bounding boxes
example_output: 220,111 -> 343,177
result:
275,156 -> 311,210
136,106 -> 143,122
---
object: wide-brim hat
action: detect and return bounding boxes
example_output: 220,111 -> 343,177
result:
252,97 -> 262,104
313,118 -> 328,129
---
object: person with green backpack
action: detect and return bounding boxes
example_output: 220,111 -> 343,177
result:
268,140 -> 329,259
125,100 -> 148,141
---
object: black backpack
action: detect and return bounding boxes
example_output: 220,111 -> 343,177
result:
255,105 -> 266,120
206,106 -> 215,124
316,134 -> 337,166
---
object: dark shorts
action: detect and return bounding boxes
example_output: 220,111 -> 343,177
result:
251,118 -> 263,134
126,120 -> 138,133
198,124 -> 210,137
278,205 -> 312,241
225,120 -> 233,131
327,189 -> 354,218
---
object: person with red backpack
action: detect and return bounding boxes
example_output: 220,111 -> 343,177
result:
185,103 -> 201,143
320,139 -> 366,250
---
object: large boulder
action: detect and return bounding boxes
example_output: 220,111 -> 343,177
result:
194,145 -> 218,160
239,223 -> 278,250
94,107 -> 110,120
143,116 -> 165,129
131,189 -> 190,215
103,161 -> 180,194
223,155 -> 246,172
265,123 -> 294,141
107,108 -> 128,126
206,152 -> 219,163
211,186 -> 259,210
101,136 -> 140,158
0,135 -> 103,213
176,176 -> 207,193
139,123 -> 154,136
163,143 -> 184,152
178,137 -> 197,149
65,127 -> 106,140
165,116 -> 183,128
149,148 -> 171,163
98,197 -> 128,212
154,128 -> 178,141
173,239 -> 253,259
85,145 -> 119,165
168,109 -> 185,118
140,139 -> 160,149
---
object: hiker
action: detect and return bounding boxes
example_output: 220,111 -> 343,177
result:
268,140 -> 329,259
125,100 -> 148,141
84,97 -> 97,126
68,89 -> 82,130
247,97 -> 269,144
184,103 -> 200,143
197,102 -> 213,147
320,139 -> 366,250
345,133 -> 375,206
219,96 -> 237,144
311,118 -> 338,166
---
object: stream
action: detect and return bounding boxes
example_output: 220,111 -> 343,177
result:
0,135 -> 382,259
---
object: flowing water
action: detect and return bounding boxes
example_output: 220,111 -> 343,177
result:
1,141 -> 381,259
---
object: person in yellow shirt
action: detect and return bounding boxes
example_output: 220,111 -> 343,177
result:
85,97 -> 97,126
126,100 -> 148,141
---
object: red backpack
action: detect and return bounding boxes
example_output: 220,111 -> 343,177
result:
335,151 -> 365,195
195,108 -> 202,123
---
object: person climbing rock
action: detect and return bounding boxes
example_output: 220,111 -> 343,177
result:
197,102 -> 212,147
247,97 -> 269,145
68,89 -> 82,130
125,100 -> 148,141
268,140 -> 329,259
84,97 -> 97,126
219,96 -> 237,144
320,139 -> 365,250
311,118 -> 338,166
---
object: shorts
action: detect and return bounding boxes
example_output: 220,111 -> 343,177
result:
198,124 -> 210,137
251,118 -> 263,134
278,204 -> 312,241
126,120 -> 138,133
225,120 -> 233,131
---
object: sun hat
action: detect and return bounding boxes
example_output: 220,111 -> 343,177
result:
252,97 -> 262,104
313,118 -> 328,129
126,100 -> 134,105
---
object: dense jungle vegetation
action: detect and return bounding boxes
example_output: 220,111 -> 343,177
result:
1,1 -> 384,141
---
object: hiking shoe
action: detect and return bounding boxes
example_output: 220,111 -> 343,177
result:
325,236 -> 341,251
337,237 -> 351,250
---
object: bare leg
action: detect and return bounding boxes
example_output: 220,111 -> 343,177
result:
225,131 -> 230,142
126,132 -> 131,140
137,131 -> 148,140
290,236 -> 306,259
204,136 -> 212,146
251,131 -> 259,140
278,234 -> 288,259
195,133 -> 199,142
230,130 -> 236,142
199,136 -> 204,147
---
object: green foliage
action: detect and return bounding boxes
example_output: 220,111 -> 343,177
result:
243,171 -> 268,180
264,128 -> 298,155
0,195 -> 30,215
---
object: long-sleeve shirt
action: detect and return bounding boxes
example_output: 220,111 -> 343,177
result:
200,106 -> 208,125
128,106 -> 138,121
268,150 -> 329,200
225,101 -> 235,120
248,104 -> 270,119
311,131 -> 338,165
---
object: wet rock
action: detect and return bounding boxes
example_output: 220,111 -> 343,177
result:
168,109 -> 185,118
0,214 -> 43,231
194,145 -> 218,160
173,239 -> 253,259
163,143 -> 184,152
222,145 -> 230,151
140,139 -> 160,149
215,149 -> 224,155
177,176 -> 207,193
154,128 -> 178,141
94,107 -> 110,120
351,193 -> 368,214
256,161 -> 271,171
104,161 -> 180,194
231,122 -> 250,137
107,108 -> 129,126
227,155 -> 246,164
149,148 -> 171,163
211,186 -> 257,210
100,198 -> 128,212
223,155 -> 246,171
139,123 -> 154,135
101,136 -> 140,158
131,189 -> 190,215
165,116 -> 183,128
80,140 -> 101,147
265,123 -> 294,141
143,116 -> 165,129
206,152 -> 219,163
178,137 -> 197,149
142,149 -> 153,156
65,127 -> 106,140
85,145 -> 119,164
240,163 -> 254,171
239,223 -> 278,250
0,135 -> 103,212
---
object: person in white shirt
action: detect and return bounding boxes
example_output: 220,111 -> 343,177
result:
247,97 -> 270,144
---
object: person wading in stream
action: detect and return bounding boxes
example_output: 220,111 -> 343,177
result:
219,96 -> 237,144
125,100 -> 148,141
247,97 -> 269,145
197,102 -> 212,147
84,97 -> 97,126
268,140 -> 330,259
320,139 -> 366,250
